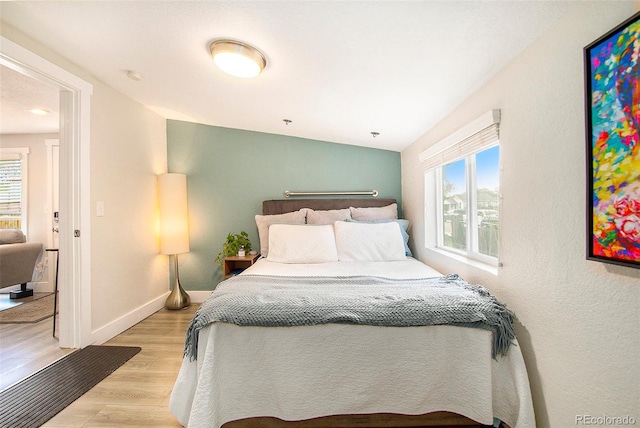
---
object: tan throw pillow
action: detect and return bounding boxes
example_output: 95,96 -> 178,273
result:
349,203 -> 398,221
306,208 -> 351,225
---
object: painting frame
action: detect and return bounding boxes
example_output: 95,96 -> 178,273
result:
584,11 -> 640,269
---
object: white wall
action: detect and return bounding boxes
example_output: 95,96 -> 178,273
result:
402,3 -> 639,427
89,79 -> 168,331
0,24 -> 169,342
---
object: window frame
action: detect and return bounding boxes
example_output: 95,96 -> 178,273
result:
420,110 -> 501,272
434,144 -> 500,267
0,148 -> 29,235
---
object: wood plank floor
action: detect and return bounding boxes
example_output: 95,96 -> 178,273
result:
0,310 -> 72,392
1,304 -> 198,427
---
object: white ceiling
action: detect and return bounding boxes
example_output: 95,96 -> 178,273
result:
0,65 -> 60,135
0,1 -> 575,151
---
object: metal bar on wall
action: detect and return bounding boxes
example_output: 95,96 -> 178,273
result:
284,190 -> 378,198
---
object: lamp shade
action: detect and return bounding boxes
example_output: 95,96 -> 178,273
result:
158,173 -> 190,255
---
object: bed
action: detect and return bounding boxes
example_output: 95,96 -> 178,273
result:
169,199 -> 535,428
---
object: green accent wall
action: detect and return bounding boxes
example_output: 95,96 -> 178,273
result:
167,120 -> 401,290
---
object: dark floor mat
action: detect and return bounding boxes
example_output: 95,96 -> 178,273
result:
0,345 -> 141,427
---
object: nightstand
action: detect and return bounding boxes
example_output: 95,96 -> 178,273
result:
223,254 -> 260,279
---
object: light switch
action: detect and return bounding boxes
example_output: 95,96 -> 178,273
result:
96,201 -> 105,217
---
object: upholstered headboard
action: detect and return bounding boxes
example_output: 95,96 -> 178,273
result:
262,198 -> 397,215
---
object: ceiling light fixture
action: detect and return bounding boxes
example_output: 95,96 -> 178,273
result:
210,40 -> 266,78
126,70 -> 143,81
30,108 -> 50,115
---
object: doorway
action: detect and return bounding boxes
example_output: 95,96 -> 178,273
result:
0,35 -> 93,349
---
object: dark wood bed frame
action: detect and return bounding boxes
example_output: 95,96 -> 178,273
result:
223,199 -> 497,428
224,412 -> 491,427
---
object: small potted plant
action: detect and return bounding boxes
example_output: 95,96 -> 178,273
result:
215,231 -> 252,267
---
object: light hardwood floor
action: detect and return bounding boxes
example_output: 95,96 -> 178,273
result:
1,304 -> 198,427
0,308 -> 72,392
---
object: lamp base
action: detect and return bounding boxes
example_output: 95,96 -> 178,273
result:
165,281 -> 190,310
166,254 -> 191,310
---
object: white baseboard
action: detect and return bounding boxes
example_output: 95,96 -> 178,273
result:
32,281 -> 53,293
188,290 -> 212,303
90,292 -> 170,345
89,290 -> 210,345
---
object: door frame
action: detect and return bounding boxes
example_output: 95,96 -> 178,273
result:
45,138 -> 60,289
1,36 -> 93,348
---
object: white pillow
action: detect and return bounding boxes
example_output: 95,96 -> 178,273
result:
349,203 -> 398,221
255,209 -> 307,256
306,208 -> 351,225
349,219 -> 412,256
267,224 -> 338,263
334,221 -> 406,262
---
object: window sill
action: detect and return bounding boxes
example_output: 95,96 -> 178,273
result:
430,247 -> 499,276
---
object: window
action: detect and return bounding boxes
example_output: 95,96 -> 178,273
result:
421,110 -> 500,268
439,145 -> 500,260
0,148 -> 29,233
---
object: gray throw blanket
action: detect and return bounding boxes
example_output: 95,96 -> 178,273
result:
184,274 -> 515,360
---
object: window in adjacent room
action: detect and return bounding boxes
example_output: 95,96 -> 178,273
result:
0,148 -> 29,233
421,110 -> 500,269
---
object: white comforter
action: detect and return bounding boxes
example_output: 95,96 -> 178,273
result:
169,258 -> 536,428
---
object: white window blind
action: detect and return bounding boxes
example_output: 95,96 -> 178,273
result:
419,109 -> 501,170
0,149 -> 28,231
0,159 -> 22,221
0,158 -> 23,216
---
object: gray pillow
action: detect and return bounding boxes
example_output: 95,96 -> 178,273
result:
0,229 -> 26,245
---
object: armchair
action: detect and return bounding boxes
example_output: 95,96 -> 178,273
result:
0,229 -> 43,299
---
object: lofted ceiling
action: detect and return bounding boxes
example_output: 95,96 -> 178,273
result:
0,1 -> 575,151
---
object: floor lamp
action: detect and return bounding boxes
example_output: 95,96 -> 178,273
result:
158,173 -> 191,310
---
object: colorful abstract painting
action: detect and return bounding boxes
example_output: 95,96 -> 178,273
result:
586,12 -> 640,268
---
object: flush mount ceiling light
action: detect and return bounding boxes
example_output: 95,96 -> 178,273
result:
210,40 -> 266,78
30,108 -> 50,115
126,70 -> 143,81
